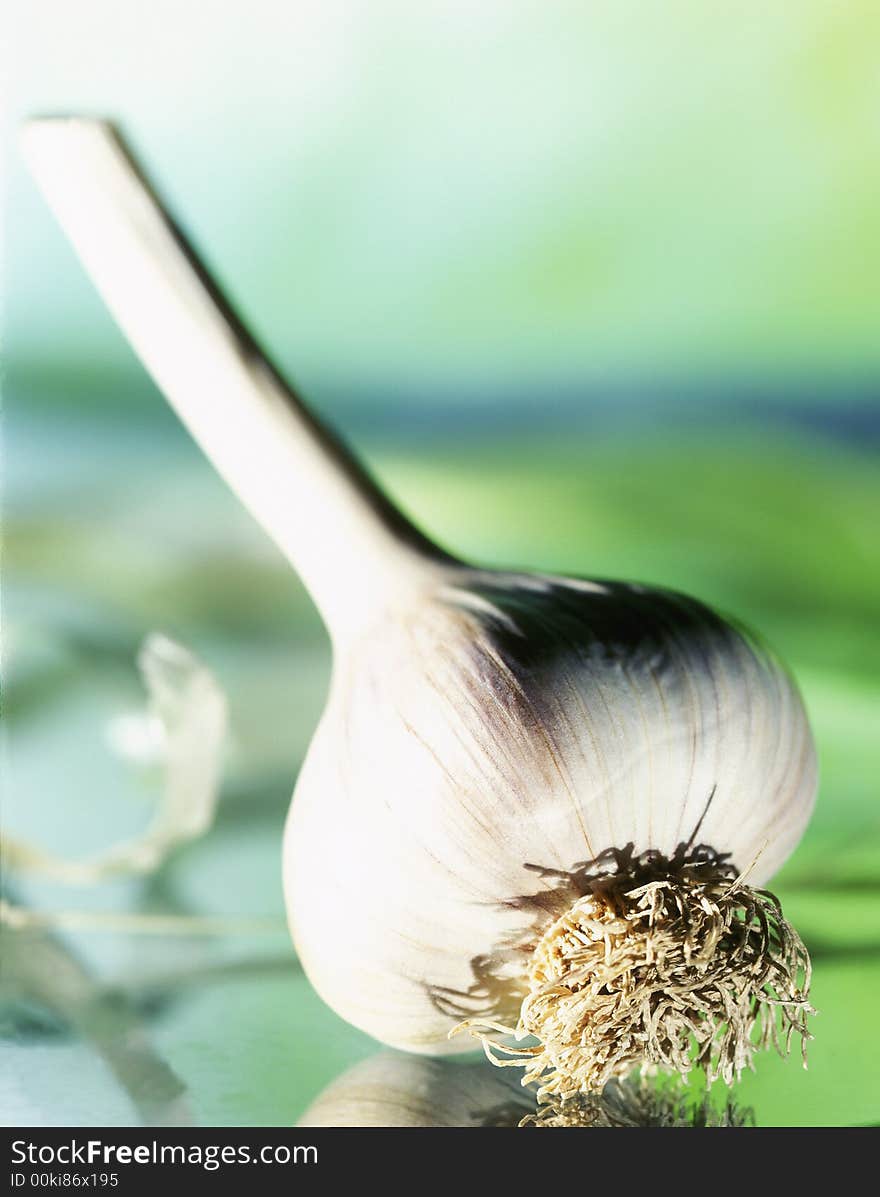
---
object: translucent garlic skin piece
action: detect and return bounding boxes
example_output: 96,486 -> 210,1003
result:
283,569 -> 817,1056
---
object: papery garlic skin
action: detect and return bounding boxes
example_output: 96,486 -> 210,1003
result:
284,570 -> 816,1056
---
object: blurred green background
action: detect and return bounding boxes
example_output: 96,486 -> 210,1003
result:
2,1 -> 878,1127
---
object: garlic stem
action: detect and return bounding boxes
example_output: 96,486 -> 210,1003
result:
21,118 -> 450,646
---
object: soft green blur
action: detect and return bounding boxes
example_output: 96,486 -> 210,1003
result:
2,1 -> 879,1127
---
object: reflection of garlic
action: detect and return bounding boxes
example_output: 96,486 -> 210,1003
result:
25,118 -> 817,1097
2,899 -> 192,1126
298,1053 -> 531,1128
520,1076 -> 752,1128
299,1054 -> 751,1128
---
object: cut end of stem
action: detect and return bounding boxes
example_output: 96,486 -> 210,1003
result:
455,846 -> 813,1101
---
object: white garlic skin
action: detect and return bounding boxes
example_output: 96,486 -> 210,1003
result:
284,566 -> 817,1055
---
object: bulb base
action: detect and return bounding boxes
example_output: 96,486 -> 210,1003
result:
458,846 -> 813,1100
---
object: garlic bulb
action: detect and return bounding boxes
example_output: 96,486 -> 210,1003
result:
24,118 -> 817,1099
287,574 -> 815,1095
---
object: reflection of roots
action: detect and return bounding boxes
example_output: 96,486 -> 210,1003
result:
518,1075 -> 753,1128
451,845 -> 813,1101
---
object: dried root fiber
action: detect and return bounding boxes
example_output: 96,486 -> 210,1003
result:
459,846 -> 813,1100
